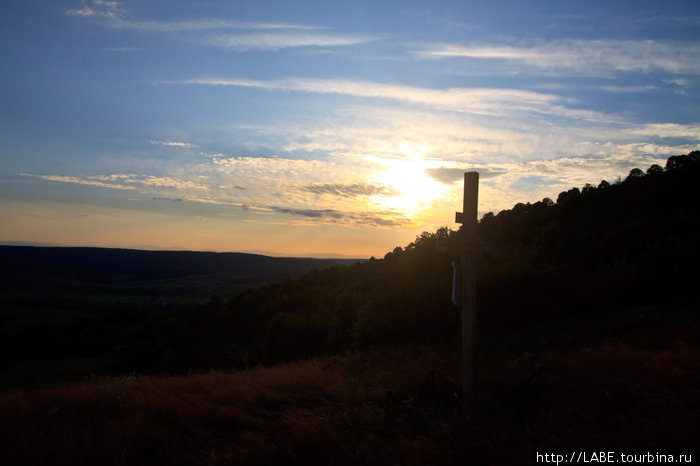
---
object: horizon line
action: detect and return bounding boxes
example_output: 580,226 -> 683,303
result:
0,241 -> 368,260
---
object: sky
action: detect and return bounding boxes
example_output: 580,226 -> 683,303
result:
1,0 -> 699,258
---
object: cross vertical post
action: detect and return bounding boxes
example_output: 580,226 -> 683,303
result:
455,172 -> 479,417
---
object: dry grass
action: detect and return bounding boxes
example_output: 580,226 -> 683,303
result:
1,329 -> 698,465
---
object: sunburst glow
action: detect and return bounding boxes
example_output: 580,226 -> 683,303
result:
367,150 -> 450,221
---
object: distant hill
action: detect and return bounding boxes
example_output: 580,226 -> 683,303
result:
0,246 -> 360,281
0,246 -> 361,311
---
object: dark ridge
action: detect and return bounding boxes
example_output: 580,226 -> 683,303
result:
0,246 -> 359,285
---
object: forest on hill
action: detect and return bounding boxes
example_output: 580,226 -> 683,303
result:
1,152 -> 699,388
215,151 -> 700,366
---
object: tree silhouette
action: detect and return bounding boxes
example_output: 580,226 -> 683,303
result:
626,168 -> 644,180
646,164 -> 663,175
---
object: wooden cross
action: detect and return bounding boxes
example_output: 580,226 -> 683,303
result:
438,172 -> 479,417
458,172 -> 478,418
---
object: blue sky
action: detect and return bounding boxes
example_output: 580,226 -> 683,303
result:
1,0 -> 699,257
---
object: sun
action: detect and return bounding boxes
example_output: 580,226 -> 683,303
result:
367,151 -> 449,221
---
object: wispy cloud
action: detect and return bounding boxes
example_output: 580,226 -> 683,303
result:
21,173 -> 208,194
664,78 -> 692,88
212,155 -> 340,178
419,40 -> 700,75
268,98 -> 700,164
425,167 -> 507,184
183,77 -> 569,117
150,140 -> 199,150
270,206 -> 407,228
141,176 -> 208,192
204,32 -> 376,51
242,205 -> 274,213
304,182 -> 393,197
66,0 -> 123,20
65,1 -> 361,52
113,19 -> 323,32
20,174 -> 137,191
21,169 -> 411,227
599,85 -> 658,93
273,207 -> 344,219
630,122 -> 700,139
66,1 -> 321,33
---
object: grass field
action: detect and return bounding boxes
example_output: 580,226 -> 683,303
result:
1,318 -> 697,465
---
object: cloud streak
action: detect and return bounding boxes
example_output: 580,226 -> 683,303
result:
113,19 -> 324,32
425,167 -> 507,184
20,174 -> 137,191
271,206 -> 407,228
20,173 -> 209,194
205,32 -> 376,51
183,77 -> 570,117
304,182 -> 393,197
66,0 -> 123,20
419,40 -> 700,75
66,1 -> 323,33
150,140 -> 199,149
65,4 -> 366,51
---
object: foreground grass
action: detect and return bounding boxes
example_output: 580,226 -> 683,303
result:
1,324 -> 698,465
